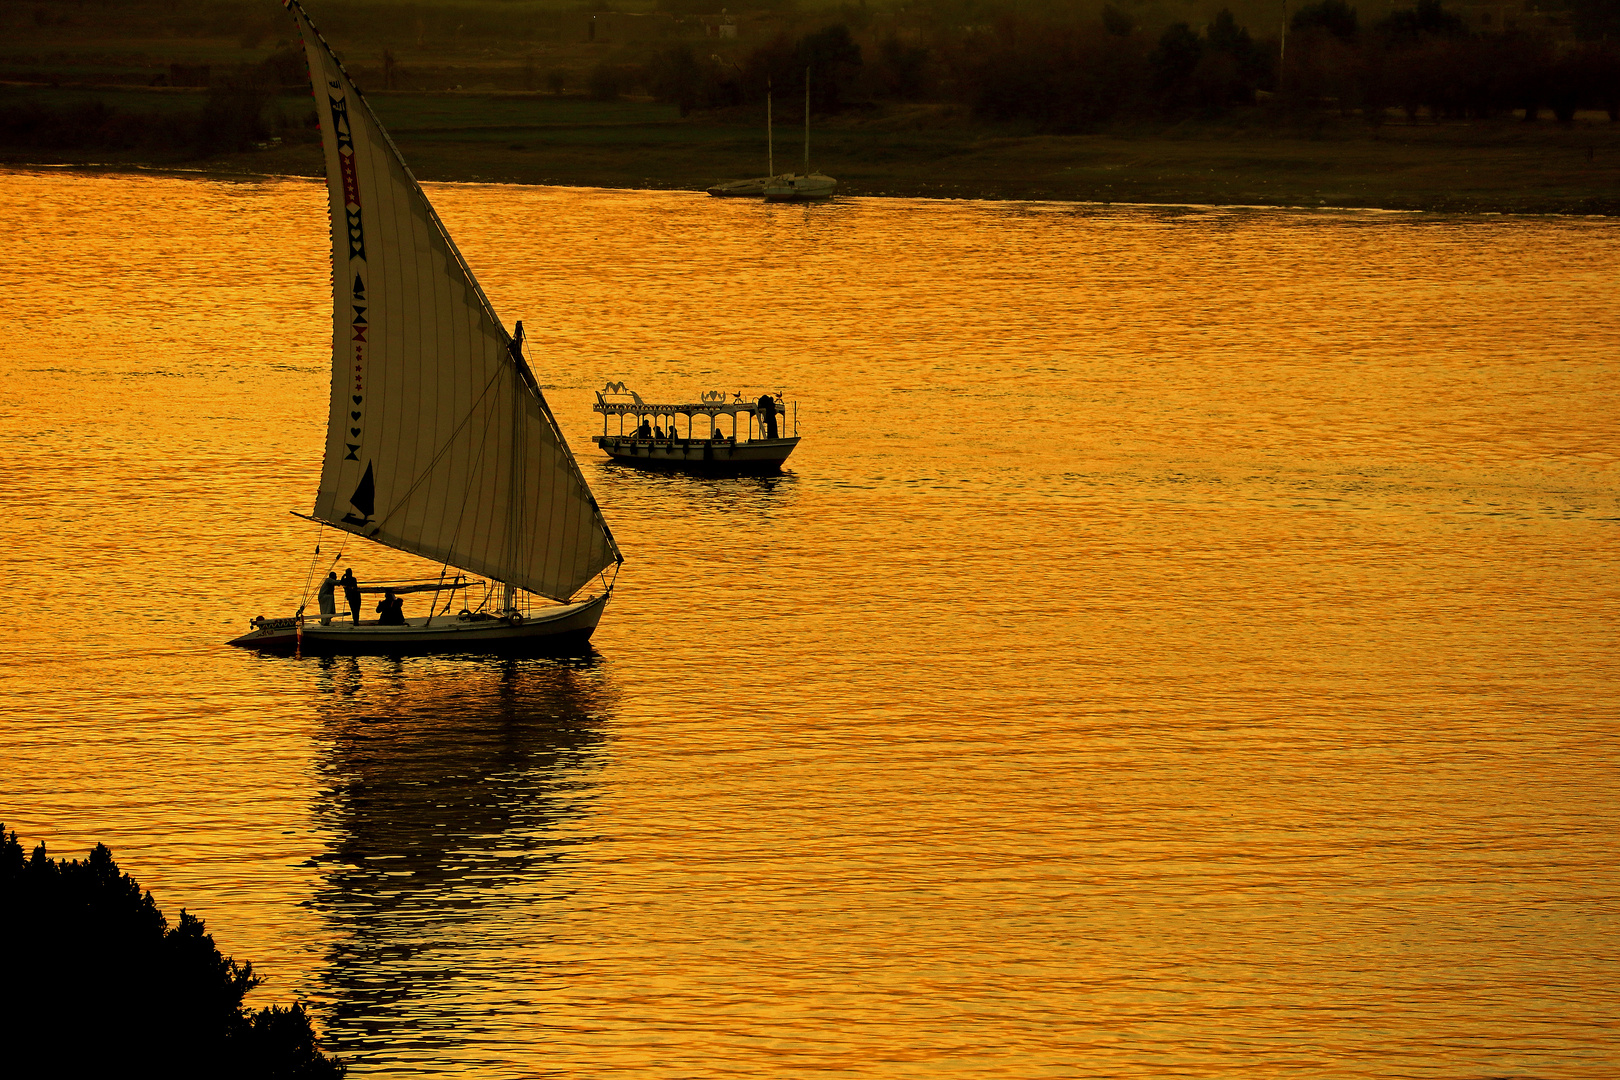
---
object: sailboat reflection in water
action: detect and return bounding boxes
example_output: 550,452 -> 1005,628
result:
306,656 -> 613,1060
229,0 -> 622,656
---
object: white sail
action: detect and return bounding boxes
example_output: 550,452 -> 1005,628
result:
286,0 -> 619,602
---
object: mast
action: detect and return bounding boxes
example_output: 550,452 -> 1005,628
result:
804,66 -> 811,174
1280,0 -> 1288,69
767,78 -> 773,177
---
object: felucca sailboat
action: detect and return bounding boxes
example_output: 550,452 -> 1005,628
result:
229,0 -> 622,654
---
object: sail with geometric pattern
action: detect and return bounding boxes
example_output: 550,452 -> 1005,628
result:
286,0 -> 620,603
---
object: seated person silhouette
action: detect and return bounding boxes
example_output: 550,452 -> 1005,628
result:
377,590 -> 406,625
653,424 -> 664,439
637,419 -> 653,438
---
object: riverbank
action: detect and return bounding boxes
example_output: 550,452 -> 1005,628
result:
7,91 -> 1619,213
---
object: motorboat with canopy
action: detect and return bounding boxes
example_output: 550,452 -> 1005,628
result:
593,383 -> 800,473
229,0 -> 622,655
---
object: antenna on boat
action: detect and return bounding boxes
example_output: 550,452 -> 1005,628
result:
767,78 -> 773,177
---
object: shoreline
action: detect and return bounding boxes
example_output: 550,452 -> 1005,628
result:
8,108 -> 1620,216
11,156 -> 1618,218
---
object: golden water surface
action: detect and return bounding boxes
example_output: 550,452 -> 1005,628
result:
2,168 -> 1617,1077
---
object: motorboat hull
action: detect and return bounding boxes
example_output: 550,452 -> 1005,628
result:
596,435 -> 799,474
227,592 -> 609,656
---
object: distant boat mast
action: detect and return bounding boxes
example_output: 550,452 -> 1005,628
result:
767,78 -> 774,176
804,66 -> 811,173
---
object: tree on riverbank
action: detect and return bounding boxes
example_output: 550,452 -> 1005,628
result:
0,47 -> 314,159
0,827 -> 343,1078
1280,2 -> 1620,122
3,0 -> 1617,162
634,2 -> 1620,129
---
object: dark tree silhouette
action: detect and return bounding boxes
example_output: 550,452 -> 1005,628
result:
1102,4 -> 1136,38
1292,0 -> 1360,41
0,828 -> 343,1079
953,14 -> 1149,129
198,70 -> 273,155
1569,0 -> 1620,41
739,23 -> 863,112
1153,22 -> 1205,110
1377,0 -> 1467,45
1203,8 -> 1269,96
647,44 -> 706,114
876,35 -> 932,100
799,23 -> 864,111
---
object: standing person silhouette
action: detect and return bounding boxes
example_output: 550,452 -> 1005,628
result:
340,567 -> 362,624
316,571 -> 338,625
757,392 -> 779,440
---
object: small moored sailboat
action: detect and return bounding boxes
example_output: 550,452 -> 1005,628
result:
708,70 -> 835,201
763,68 -> 836,202
229,0 -> 622,655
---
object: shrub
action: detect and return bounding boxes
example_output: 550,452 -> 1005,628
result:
0,827 -> 343,1079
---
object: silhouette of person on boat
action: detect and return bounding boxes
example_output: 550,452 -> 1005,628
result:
317,571 -> 338,625
757,393 -> 779,440
377,589 -> 405,625
340,568 -> 361,623
637,419 -> 653,438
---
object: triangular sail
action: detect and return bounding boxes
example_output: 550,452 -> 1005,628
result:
285,0 -> 620,602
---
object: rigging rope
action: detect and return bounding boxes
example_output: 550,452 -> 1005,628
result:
296,523 -> 327,614
296,523 -> 355,617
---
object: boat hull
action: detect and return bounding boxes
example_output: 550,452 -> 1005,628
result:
763,174 -> 836,202
596,435 -> 798,474
226,592 -> 610,656
706,176 -> 778,197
